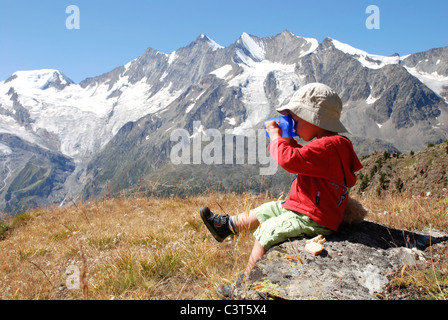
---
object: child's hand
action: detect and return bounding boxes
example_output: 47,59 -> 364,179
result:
265,120 -> 281,141
266,120 -> 291,143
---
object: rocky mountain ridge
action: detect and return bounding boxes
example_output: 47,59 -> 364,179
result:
0,30 -> 447,214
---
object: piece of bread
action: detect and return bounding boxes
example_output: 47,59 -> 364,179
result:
305,241 -> 324,256
305,235 -> 326,255
306,234 -> 326,245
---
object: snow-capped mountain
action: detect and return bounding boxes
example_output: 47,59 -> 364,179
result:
1,30 -> 447,214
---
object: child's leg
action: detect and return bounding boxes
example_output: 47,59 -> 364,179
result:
231,210 -> 266,273
246,238 -> 267,273
216,237 -> 268,299
232,209 -> 259,232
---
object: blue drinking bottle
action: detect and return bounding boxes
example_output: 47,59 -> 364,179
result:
264,115 -> 298,138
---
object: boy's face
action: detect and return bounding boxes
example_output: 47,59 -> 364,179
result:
290,113 -> 320,141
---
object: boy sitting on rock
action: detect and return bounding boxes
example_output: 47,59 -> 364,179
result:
200,83 -> 363,299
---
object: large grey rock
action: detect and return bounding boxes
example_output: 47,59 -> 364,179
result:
235,221 -> 448,300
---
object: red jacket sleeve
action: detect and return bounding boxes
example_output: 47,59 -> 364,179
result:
268,137 -> 330,178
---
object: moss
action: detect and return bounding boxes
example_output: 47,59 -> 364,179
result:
251,279 -> 281,296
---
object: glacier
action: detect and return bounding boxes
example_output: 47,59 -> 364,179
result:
0,68 -> 183,160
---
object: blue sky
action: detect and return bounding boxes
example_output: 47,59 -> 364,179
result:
1,0 -> 447,83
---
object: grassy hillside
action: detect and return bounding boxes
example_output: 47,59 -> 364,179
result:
352,141 -> 448,199
0,192 -> 266,299
0,190 -> 447,300
1,145 -> 447,300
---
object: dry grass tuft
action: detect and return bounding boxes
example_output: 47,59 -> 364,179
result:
354,193 -> 448,231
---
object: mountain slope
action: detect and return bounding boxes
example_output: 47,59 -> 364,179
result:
0,30 -> 447,213
0,133 -> 74,213
352,141 -> 448,199
297,38 -> 448,151
80,32 -> 448,200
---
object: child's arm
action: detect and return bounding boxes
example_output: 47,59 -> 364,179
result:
268,136 -> 329,177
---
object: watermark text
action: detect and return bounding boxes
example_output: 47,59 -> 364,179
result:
170,121 -> 278,175
365,5 -> 380,30
66,5 -> 80,30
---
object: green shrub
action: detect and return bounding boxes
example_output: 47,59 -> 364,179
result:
0,222 -> 9,240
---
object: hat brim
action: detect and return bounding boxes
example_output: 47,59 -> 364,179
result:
276,104 -> 348,133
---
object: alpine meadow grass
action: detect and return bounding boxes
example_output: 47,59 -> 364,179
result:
0,191 -> 446,300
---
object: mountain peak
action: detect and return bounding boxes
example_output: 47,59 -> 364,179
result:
278,29 -> 298,39
196,34 -> 223,51
235,32 -> 265,63
3,69 -> 73,91
328,38 -> 403,69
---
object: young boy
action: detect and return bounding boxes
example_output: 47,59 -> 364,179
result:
200,83 -> 363,299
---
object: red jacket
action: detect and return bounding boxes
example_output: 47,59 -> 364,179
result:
268,135 -> 363,231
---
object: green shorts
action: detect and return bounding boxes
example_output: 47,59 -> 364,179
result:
253,201 -> 333,250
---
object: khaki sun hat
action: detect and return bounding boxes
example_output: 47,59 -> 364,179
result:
276,83 -> 347,133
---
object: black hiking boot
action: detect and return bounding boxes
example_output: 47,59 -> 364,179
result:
215,273 -> 246,300
199,206 -> 235,242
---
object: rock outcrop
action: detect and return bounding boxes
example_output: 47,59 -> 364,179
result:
235,220 -> 448,300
